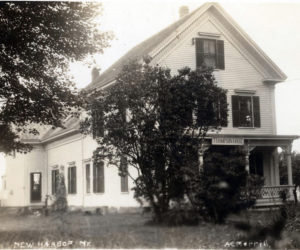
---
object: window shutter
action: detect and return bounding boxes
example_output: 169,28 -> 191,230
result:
231,95 -> 240,127
93,162 -> 104,193
30,173 -> 34,201
93,164 -> 96,193
195,38 -> 204,68
52,170 -> 58,195
219,94 -> 228,127
253,96 -> 261,127
55,170 -> 58,194
68,167 -> 71,194
52,170 -> 55,195
73,167 -> 76,194
86,164 -> 90,193
216,40 -> 225,69
121,175 -> 128,192
120,156 -> 129,192
99,162 -> 105,193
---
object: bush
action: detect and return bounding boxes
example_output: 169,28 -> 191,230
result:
161,202 -> 200,226
284,203 -> 300,232
187,146 -> 262,224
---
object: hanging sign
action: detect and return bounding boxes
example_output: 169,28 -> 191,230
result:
212,137 -> 244,145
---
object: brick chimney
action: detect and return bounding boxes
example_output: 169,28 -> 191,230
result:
91,67 -> 100,82
179,6 -> 189,19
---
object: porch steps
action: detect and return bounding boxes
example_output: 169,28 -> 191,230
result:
254,198 -> 283,210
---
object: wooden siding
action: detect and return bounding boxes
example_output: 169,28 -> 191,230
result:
153,13 -> 276,135
46,134 -> 140,208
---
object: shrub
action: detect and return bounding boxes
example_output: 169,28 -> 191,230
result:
187,146 -> 262,224
161,202 -> 200,226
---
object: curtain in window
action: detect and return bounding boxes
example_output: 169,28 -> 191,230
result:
195,38 -> 225,69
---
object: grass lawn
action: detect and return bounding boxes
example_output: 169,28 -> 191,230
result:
0,210 -> 291,249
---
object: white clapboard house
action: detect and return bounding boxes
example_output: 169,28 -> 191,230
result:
1,3 -> 298,211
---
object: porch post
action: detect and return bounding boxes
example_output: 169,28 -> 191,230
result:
272,148 -> 280,186
286,145 -> 293,186
198,150 -> 204,171
244,144 -> 255,173
245,151 -> 250,173
198,144 -> 209,172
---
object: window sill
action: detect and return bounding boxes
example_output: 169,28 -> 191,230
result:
196,67 -> 223,71
121,191 -> 129,194
30,201 -> 42,203
84,192 -> 105,195
67,193 -> 77,196
238,127 -> 256,129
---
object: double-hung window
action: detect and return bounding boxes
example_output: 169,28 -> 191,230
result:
231,95 -> 260,128
195,38 -> 225,69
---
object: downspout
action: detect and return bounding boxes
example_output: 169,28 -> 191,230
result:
23,153 -> 26,207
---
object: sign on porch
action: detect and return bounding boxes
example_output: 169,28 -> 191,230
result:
212,137 -> 244,145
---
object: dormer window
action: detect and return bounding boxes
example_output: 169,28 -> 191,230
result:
195,38 -> 225,70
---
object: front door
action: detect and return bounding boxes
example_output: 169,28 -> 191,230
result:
249,151 -> 264,177
30,172 -> 42,202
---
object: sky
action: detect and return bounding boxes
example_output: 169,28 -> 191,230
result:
1,0 -> 300,180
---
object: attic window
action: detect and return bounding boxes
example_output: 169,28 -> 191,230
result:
195,38 -> 224,70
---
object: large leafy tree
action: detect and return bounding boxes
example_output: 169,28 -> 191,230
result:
82,61 -> 228,222
0,2 -> 112,153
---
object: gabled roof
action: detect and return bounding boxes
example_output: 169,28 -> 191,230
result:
20,117 -> 80,144
40,116 -> 80,143
41,2 -> 287,143
85,4 -> 204,90
86,2 -> 286,91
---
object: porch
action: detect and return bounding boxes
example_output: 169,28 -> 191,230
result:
206,134 -> 299,206
256,185 -> 295,207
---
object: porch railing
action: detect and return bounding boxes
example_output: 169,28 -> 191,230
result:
259,185 -> 294,200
